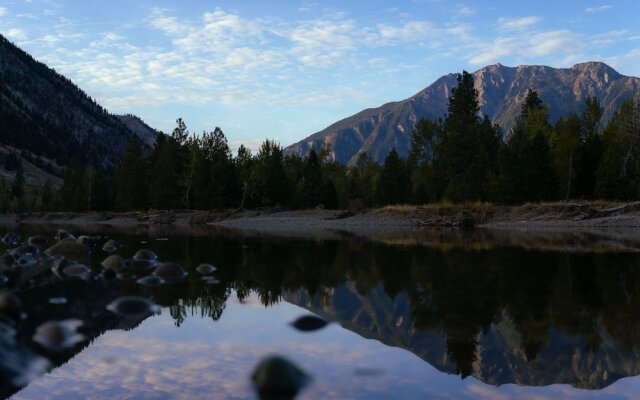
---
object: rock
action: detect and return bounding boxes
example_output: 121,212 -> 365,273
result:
251,355 -> 310,400
106,296 -> 158,319
133,249 -> 158,261
45,241 -> 87,260
127,259 -> 157,271
17,255 -> 38,268
153,262 -> 187,284
62,264 -> 91,278
290,315 -> 329,332
1,232 -> 20,245
102,239 -> 118,253
32,319 -> 85,352
101,255 -> 124,272
54,229 -> 75,242
196,263 -> 217,275
136,275 -> 164,287
0,292 -> 21,322
27,236 -> 48,247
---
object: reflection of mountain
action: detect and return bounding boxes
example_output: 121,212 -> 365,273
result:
5,226 -> 640,397
285,283 -> 640,389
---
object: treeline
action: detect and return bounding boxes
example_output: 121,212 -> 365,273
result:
7,70 -> 640,212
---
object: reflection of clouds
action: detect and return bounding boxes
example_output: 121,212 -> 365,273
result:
13,295 -> 640,399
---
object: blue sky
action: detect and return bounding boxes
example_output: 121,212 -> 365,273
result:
1,1 -> 640,151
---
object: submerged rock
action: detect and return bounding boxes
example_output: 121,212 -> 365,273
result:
290,315 -> 329,332
2,253 -> 16,268
251,355 -> 310,400
62,264 -> 91,278
106,296 -> 158,319
196,263 -> 217,275
0,292 -> 21,322
1,232 -> 20,246
102,239 -> 118,253
45,241 -> 87,259
32,319 -> 85,352
54,229 -> 75,242
48,297 -> 68,305
101,255 -> 124,272
17,255 -> 38,268
50,257 -> 71,278
76,235 -> 100,245
27,236 -> 48,247
153,262 -> 187,284
12,245 -> 38,257
133,249 -> 158,261
102,268 -> 117,281
128,259 -> 157,271
136,275 -> 165,287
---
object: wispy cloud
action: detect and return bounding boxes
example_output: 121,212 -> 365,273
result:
4,28 -> 28,41
456,6 -> 476,16
586,5 -> 612,13
0,7 -> 7,17
497,16 -> 541,31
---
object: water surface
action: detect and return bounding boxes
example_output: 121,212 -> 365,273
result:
2,225 -> 640,399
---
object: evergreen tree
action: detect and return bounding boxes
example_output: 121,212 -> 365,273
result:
552,114 -> 582,200
320,178 -> 339,209
39,181 -> 54,211
252,140 -> 290,206
375,148 -> 410,205
236,144 -> 253,209
114,139 -> 147,210
300,148 -> 322,208
439,71 -> 501,202
595,100 -> 640,199
60,158 -> 88,211
348,152 -> 378,207
498,90 -> 556,203
575,97 -> 604,198
205,127 -> 239,208
149,120 -> 189,209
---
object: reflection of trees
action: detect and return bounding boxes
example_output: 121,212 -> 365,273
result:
103,232 -> 640,384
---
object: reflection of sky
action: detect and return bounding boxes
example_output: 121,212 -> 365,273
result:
12,292 -> 640,400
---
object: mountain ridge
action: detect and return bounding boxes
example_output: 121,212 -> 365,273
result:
0,34 -> 157,170
285,61 -> 640,164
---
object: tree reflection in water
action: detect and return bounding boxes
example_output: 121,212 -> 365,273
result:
2,226 -> 640,397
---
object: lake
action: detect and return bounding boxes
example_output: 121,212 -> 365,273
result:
2,225 -> 640,399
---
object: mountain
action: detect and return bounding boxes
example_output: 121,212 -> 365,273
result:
285,62 -> 640,164
115,114 -> 161,147
0,34 -> 157,170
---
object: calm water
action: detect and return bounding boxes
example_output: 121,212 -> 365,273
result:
2,225 -> 640,399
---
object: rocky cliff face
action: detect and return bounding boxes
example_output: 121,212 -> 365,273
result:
0,34 -> 156,170
285,62 -> 640,164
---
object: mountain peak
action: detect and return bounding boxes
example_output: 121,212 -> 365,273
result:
285,62 -> 640,165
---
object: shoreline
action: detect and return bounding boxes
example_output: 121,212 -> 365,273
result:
1,205 -> 640,252
0,201 -> 638,230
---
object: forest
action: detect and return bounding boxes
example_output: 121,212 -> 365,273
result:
4,71 -> 640,213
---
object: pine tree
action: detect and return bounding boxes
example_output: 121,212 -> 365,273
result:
498,91 -> 556,203
375,148 -> 410,205
552,114 -> 582,200
575,97 -> 604,198
439,71 -> 501,202
114,139 -> 147,210
300,148 -> 322,208
252,140 -> 290,207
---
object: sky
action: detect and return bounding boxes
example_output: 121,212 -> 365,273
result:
1,1 -> 640,152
